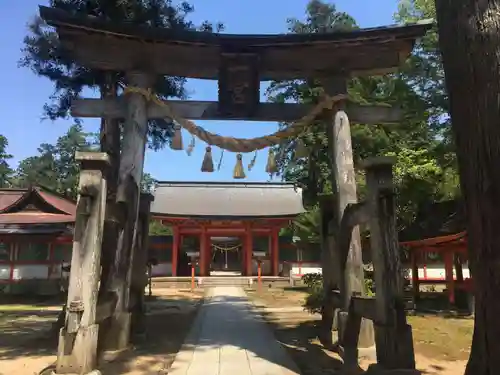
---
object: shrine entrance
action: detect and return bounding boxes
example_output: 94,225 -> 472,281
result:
210,237 -> 242,274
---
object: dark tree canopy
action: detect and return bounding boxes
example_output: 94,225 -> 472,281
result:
20,0 -> 223,150
0,136 -> 14,188
13,124 -> 94,198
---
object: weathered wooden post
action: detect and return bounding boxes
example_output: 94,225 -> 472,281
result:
323,77 -> 374,348
130,193 -> 154,337
319,195 -> 339,340
55,151 -> 109,374
363,157 -> 417,373
105,71 -> 153,350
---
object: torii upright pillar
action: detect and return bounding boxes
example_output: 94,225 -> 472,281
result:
322,77 -> 374,348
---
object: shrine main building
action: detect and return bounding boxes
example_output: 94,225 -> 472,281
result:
150,181 -> 305,277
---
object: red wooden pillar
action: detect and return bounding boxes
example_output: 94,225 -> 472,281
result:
444,251 -> 455,305
268,235 -> 273,277
241,236 -> 247,276
199,226 -> 208,276
205,233 -> 211,276
172,226 -> 180,276
271,228 -> 279,276
410,248 -> 420,303
245,224 -> 253,276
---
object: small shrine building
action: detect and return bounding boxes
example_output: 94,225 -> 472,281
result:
150,181 -> 306,277
400,199 -> 472,307
0,186 -> 75,293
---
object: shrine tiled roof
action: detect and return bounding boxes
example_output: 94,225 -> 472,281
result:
151,182 -> 305,219
0,187 -> 76,226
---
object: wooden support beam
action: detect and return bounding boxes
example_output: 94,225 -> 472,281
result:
363,156 -> 417,371
105,71 -> 153,351
350,297 -> 378,323
56,151 -> 109,374
95,294 -> 118,324
319,196 -> 340,342
72,98 -> 403,124
339,202 -> 370,270
130,193 -> 154,336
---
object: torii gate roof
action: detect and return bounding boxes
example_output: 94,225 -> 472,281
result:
39,6 -> 432,80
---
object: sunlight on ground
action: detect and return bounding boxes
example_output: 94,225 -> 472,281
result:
247,286 -> 472,375
0,286 -> 474,375
0,288 -> 204,375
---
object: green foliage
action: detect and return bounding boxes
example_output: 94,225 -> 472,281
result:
268,0 -> 460,244
302,272 -> 325,314
5,125 -> 156,199
364,275 -> 376,297
148,220 -> 172,236
140,172 -> 156,194
292,207 -> 321,244
13,124 -> 93,198
301,272 -> 323,288
303,283 -> 324,314
388,147 -> 459,229
301,270 -> 376,314
0,136 -> 14,188
20,0 -> 223,150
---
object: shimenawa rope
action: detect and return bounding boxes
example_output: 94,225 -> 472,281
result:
123,86 -> 347,153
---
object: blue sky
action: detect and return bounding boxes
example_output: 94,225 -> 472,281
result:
0,0 -> 398,182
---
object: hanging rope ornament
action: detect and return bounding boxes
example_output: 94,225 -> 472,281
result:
217,149 -> 225,171
248,151 -> 258,171
265,149 -> 277,174
233,154 -> 246,179
171,124 -> 183,150
186,135 -> 195,156
212,243 -> 241,252
201,146 -> 214,172
122,86 -> 349,178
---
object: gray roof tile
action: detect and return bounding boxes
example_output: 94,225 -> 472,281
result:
152,182 -> 305,218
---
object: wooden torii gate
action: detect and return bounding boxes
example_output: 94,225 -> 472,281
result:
39,6 -> 431,375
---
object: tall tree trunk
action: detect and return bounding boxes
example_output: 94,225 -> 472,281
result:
435,1 -> 500,374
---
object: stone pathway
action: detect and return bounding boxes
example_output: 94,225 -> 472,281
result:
168,286 -> 301,375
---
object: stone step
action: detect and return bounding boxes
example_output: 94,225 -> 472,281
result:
151,276 -> 291,288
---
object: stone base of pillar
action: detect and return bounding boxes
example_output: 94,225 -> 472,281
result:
56,324 -> 99,374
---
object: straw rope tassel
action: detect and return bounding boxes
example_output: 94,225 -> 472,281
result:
201,146 -> 214,172
186,135 -> 195,156
248,151 -> 258,171
217,149 -> 225,171
233,154 -> 246,179
170,124 -> 183,150
266,149 -> 277,174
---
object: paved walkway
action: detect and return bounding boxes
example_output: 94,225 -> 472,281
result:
168,286 -> 301,375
